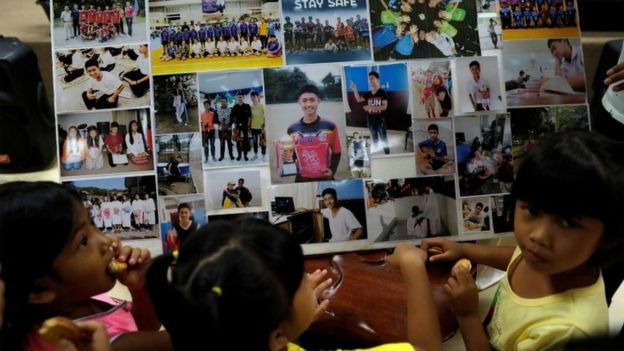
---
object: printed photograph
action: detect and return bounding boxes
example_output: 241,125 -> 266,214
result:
365,175 -> 458,242
198,69 -> 267,168
503,38 -> 586,107
491,194 -> 514,234
369,0 -> 480,60
460,196 -> 493,234
159,194 -> 207,254
281,0 -> 372,65
269,179 -> 367,244
455,56 -> 505,114
149,0 -> 283,74
156,133 -> 204,196
409,60 -> 454,119
57,108 -> 154,178
499,0 -> 580,40
205,169 -> 263,210
343,63 -> 411,157
455,114 -> 513,196
345,128 -> 371,178
52,0 -> 147,48
63,175 -> 160,241
54,44 -> 151,113
476,0 -> 497,14
509,104 -> 589,172
153,73 -> 199,134
477,13 -> 502,51
413,119 -> 455,176
264,65 -> 350,184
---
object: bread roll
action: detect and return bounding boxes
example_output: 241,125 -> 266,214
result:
107,259 -> 128,274
453,258 -> 472,271
39,316 -> 80,345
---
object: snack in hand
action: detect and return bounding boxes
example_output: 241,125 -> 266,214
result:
39,316 -> 81,345
107,259 -> 128,274
427,246 -> 444,255
453,258 -> 472,271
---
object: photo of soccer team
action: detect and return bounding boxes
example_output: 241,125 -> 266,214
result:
281,0 -> 372,65
52,1 -> 147,48
499,0 -> 580,40
149,0 -> 283,74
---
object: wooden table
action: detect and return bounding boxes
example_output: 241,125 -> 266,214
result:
299,251 -> 463,349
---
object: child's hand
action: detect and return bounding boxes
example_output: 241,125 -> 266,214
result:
111,238 -> 151,292
56,321 -> 110,351
307,269 -> 332,321
385,243 -> 427,268
445,266 -> 479,318
421,238 -> 463,263
605,62 -> 624,92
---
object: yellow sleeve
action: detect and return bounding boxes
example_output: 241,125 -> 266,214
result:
516,323 -> 587,351
289,342 -> 416,351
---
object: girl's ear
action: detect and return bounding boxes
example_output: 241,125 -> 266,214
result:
268,326 -> 290,351
27,277 -> 57,305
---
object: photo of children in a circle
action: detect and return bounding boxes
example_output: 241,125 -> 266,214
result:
370,0 -> 480,60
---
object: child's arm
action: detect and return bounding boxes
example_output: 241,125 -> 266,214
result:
386,244 -> 443,351
421,238 -> 514,271
446,266 -> 492,351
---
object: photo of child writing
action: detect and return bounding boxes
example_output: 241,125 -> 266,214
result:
422,131 -> 624,351
0,181 -> 172,351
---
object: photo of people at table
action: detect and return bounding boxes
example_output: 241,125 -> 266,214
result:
54,44 -> 151,113
57,108 -> 153,178
454,114 -> 513,196
455,56 -> 505,114
344,63 -> 411,157
52,1 -> 147,48
413,119 -> 455,176
160,194 -> 207,254
369,0 -> 480,60
503,38 -> 586,107
509,104 -> 589,172
268,179 -> 367,244
155,133 -> 204,196
499,0 -> 580,40
149,0 -> 283,74
365,175 -> 457,242
63,175 -> 160,243
204,169 -> 263,210
264,64 -> 350,184
153,73 -> 199,134
198,69 -> 267,168
460,196 -> 493,234
410,60 -> 454,119
281,0 -> 372,65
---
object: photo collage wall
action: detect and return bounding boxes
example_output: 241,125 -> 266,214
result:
50,0 -> 588,255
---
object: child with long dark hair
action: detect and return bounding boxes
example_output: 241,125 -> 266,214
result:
423,131 -> 624,350
147,219 -> 443,351
0,182 -> 172,351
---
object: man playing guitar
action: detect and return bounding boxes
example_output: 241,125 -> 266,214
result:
417,123 -> 454,175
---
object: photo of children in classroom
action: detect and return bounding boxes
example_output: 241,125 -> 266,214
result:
369,0 -> 480,60
52,0 -> 147,48
149,0 -> 283,74
54,44 -> 151,113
